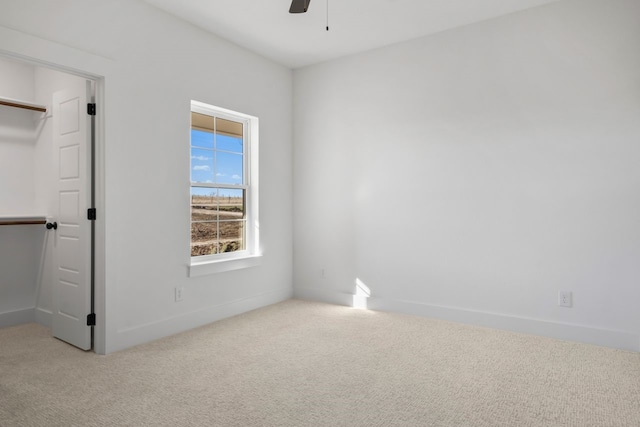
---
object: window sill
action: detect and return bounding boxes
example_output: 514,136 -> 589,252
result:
188,254 -> 262,277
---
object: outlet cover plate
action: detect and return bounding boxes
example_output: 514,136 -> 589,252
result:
558,291 -> 572,307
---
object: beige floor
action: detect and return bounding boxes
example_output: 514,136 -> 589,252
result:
1,300 -> 639,426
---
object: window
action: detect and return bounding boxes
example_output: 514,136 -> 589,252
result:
189,101 -> 259,274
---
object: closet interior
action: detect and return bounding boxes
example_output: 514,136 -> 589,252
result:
0,56 -> 92,348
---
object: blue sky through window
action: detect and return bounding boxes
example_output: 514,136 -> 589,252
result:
191,129 -> 243,186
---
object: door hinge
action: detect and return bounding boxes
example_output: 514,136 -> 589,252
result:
87,313 -> 96,326
87,208 -> 97,220
87,103 -> 96,116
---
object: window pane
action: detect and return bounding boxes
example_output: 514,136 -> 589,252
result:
191,129 -> 214,149
216,152 -> 243,185
191,187 -> 245,255
192,113 -> 215,148
217,134 -> 243,154
191,187 -> 217,199
218,188 -> 244,220
216,118 -> 243,153
191,204 -> 217,222
219,220 -> 245,253
191,148 -> 214,183
191,222 -> 218,256
191,187 -> 218,221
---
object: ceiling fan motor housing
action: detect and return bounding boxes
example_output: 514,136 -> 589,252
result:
290,0 -> 311,13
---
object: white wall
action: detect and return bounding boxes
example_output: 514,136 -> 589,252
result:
0,0 -> 293,353
293,0 -> 640,350
0,58 -> 42,326
0,57 -> 34,100
0,58 -> 37,214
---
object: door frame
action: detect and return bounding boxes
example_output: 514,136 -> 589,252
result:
0,33 -> 108,354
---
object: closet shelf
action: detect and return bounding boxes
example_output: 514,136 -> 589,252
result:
0,96 -> 47,113
0,215 -> 48,226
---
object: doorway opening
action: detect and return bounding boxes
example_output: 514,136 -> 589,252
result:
0,54 -> 100,351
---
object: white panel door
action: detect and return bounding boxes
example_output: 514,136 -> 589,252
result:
52,82 -> 92,350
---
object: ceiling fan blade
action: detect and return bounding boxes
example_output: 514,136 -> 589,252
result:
289,0 -> 311,13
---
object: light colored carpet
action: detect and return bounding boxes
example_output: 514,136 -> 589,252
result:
1,300 -> 639,427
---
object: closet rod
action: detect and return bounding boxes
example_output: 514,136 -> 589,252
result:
0,96 -> 47,113
0,219 -> 47,226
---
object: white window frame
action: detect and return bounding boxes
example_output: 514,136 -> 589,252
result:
189,100 -> 260,277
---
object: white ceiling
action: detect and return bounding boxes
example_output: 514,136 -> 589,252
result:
144,0 -> 560,69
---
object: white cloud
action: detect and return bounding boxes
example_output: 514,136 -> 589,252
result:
216,173 -> 225,177
191,155 -> 210,161
232,174 -> 241,180
193,165 -> 210,171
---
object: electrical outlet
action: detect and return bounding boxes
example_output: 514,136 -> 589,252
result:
175,286 -> 184,302
558,291 -> 572,307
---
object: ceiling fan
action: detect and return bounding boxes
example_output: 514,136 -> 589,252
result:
289,0 -> 311,13
290,0 -> 330,31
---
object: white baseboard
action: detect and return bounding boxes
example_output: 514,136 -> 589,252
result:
294,286 -> 355,306
294,286 -> 639,352
112,288 -> 293,353
0,307 -> 34,327
34,307 -> 52,328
